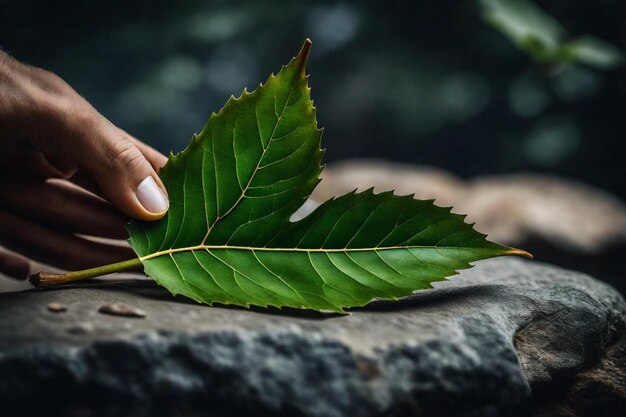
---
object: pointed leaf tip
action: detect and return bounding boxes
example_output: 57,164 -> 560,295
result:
295,39 -> 313,75
505,248 -> 533,259
300,38 -> 313,56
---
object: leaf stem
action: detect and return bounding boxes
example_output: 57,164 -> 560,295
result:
30,257 -> 142,288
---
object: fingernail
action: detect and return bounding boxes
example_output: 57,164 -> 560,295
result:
136,176 -> 169,214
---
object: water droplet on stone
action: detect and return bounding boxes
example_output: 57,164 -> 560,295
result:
47,302 -> 67,313
98,303 -> 146,318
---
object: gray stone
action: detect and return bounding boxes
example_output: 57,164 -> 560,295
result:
0,258 -> 624,417
533,335 -> 626,416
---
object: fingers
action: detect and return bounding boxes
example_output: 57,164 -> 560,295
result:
0,247 -> 30,280
71,121 -> 169,221
66,135 -> 168,201
0,61 -> 169,222
0,209 -> 137,272
0,151 -> 71,179
0,177 -> 129,239
67,171 -> 105,198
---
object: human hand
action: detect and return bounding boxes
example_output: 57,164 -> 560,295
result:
0,50 -> 169,279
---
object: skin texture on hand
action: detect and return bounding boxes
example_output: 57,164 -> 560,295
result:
0,50 -> 169,279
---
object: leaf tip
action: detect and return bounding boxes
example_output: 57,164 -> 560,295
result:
295,39 -> 313,76
504,247 -> 533,260
300,38 -> 313,57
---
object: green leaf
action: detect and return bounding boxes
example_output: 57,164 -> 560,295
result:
126,40 -> 530,312
479,0 -> 625,69
562,36 -> 625,70
479,0 -> 565,62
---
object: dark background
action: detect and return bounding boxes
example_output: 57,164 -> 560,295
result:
1,0 -> 625,199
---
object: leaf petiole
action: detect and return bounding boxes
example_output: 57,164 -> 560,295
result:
30,257 -> 142,288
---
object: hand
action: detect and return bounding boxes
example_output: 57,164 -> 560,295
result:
0,50 -> 169,279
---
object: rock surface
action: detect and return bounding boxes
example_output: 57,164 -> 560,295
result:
312,159 -> 626,294
0,258 -> 624,417
533,336 -> 626,417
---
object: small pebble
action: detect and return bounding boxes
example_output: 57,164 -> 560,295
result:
47,302 -> 67,313
98,303 -> 146,318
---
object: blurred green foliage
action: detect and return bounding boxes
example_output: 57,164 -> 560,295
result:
480,0 -> 624,68
1,0 -> 625,199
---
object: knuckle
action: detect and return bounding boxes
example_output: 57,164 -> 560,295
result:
32,67 -> 75,98
110,141 -> 145,173
33,67 -> 62,83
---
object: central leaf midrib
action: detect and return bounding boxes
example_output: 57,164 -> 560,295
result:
139,244 -> 517,262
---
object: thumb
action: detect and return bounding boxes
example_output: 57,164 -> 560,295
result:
77,124 -> 169,221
